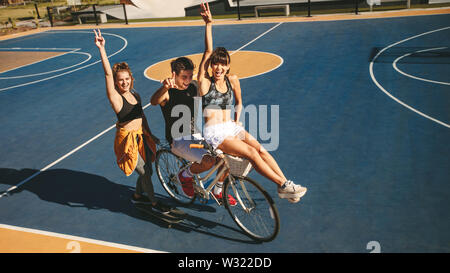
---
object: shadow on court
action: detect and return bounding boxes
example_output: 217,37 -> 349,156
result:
0,168 -> 258,244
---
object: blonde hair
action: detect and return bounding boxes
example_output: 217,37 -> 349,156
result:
112,62 -> 134,91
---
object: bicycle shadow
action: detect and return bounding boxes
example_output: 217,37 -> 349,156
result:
0,168 -> 258,244
154,194 -> 261,244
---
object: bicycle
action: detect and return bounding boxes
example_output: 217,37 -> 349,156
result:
155,140 -> 280,242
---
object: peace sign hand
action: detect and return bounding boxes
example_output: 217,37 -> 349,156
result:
200,1 -> 212,24
161,72 -> 179,90
93,29 -> 105,49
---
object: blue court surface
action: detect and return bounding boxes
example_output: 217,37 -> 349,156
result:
0,13 -> 449,253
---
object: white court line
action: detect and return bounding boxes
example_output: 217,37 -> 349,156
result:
0,48 -> 81,75
0,103 -> 152,198
0,47 -> 81,51
392,47 -> 450,86
234,50 -> 284,80
143,22 -> 284,82
0,51 -> 92,79
0,223 -> 165,253
369,26 -> 450,129
0,31 -> 128,92
231,22 -> 283,54
1,23 -> 283,198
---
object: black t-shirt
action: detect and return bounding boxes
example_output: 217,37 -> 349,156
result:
160,82 -> 198,144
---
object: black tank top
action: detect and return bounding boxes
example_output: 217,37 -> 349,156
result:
160,83 -> 198,144
202,76 -> 233,110
116,92 -> 144,123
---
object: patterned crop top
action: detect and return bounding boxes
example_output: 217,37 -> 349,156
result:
202,76 -> 234,110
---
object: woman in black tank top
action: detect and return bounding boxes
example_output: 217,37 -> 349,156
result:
94,30 -> 165,209
197,5 -> 307,203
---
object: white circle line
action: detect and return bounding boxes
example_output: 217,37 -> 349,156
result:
0,51 -> 92,80
143,50 -> 284,82
143,23 -> 284,82
369,26 -> 450,129
0,31 -> 128,92
392,47 -> 450,86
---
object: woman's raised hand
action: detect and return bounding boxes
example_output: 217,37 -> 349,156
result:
93,29 -> 105,49
200,1 -> 212,24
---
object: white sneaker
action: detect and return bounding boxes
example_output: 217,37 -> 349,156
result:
278,180 -> 307,200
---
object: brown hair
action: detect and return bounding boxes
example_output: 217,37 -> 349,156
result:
210,47 -> 231,74
170,57 -> 195,75
112,62 -> 134,91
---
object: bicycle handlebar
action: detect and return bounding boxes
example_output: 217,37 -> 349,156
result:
189,144 -> 204,149
189,142 -> 219,156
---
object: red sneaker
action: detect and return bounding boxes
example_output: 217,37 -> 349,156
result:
214,191 -> 237,206
177,170 -> 194,198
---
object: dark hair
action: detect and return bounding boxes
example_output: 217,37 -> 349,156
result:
112,62 -> 134,90
171,57 -> 195,75
210,47 -> 230,66
210,47 -> 231,74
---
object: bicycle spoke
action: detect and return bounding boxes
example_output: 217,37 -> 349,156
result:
224,176 -> 279,242
156,149 -> 195,205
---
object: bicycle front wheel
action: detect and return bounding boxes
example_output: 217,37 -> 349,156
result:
155,148 -> 196,205
223,176 -> 280,242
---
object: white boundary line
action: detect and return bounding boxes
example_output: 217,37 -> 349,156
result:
0,51 -> 92,79
232,22 -> 283,53
0,47 -> 81,51
0,48 -> 81,75
0,103 -> 151,198
369,26 -> 450,129
143,22 -> 284,82
0,223 -> 165,253
144,50 -> 284,82
233,50 -> 284,80
392,47 -> 450,86
0,31 -> 128,92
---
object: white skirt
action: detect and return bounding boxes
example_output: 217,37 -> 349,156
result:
203,121 -> 244,150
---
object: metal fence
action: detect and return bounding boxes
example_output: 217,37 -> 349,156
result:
46,3 -> 129,27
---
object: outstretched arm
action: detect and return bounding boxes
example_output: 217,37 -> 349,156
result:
150,72 -> 178,107
197,1 -> 213,96
94,29 -> 121,113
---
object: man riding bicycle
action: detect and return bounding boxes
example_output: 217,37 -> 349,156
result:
150,57 -> 237,205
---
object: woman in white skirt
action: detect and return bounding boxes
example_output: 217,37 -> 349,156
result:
197,3 -> 307,203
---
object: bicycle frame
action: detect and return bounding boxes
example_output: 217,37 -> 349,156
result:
186,156 -> 226,203
186,155 -> 255,212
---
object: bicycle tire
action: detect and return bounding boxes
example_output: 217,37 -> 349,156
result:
223,175 -> 280,242
155,148 -> 196,205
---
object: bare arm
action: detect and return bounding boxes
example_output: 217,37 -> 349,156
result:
150,72 -> 178,107
229,75 -> 243,123
197,2 -> 213,96
94,29 -> 122,113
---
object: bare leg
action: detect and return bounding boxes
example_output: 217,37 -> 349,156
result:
218,136 -> 285,186
189,154 -> 215,174
241,130 -> 287,182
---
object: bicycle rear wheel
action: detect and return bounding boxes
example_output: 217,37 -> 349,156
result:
155,148 -> 196,205
223,175 -> 280,242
